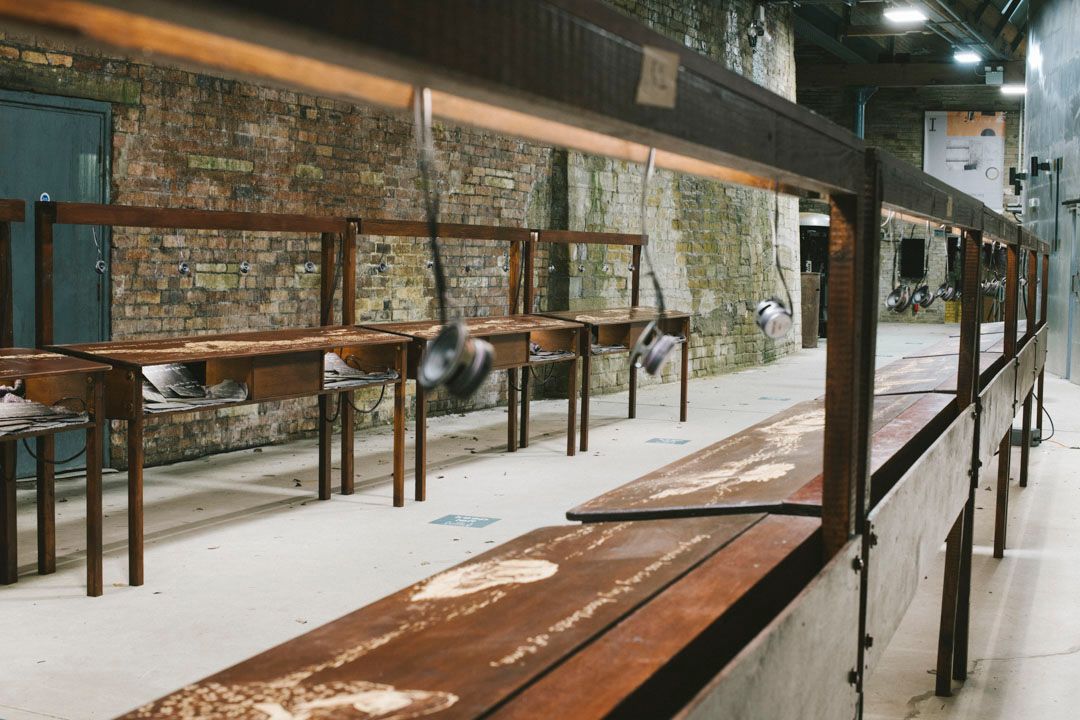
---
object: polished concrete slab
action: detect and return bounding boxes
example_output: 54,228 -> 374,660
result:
3,323 -> 1074,719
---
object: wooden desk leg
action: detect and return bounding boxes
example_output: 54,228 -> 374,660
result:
520,369 -> 531,449
128,417 -> 144,587
993,432 -> 1011,558
1036,368 -> 1045,435
1019,390 -> 1033,488
415,382 -> 427,502
680,319 -> 690,422
393,377 -> 405,508
628,358 -> 637,419
579,333 -> 590,453
0,440 -> 15,585
318,395 -> 332,501
566,357 -> 578,457
952,493 -> 976,681
36,435 -> 55,575
85,386 -> 103,597
935,511 -> 964,697
340,392 -> 355,495
507,369 -> 519,453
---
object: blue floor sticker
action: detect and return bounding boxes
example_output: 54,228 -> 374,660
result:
431,514 -> 500,528
758,396 -> 791,401
647,438 -> 690,445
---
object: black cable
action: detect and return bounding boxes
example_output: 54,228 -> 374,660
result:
772,185 -> 795,313
640,148 -> 667,319
414,88 -> 449,326
19,397 -> 89,465
1033,390 -> 1055,442
342,384 -> 387,414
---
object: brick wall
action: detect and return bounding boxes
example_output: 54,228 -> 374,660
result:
0,0 -> 800,466
799,85 -> 1022,324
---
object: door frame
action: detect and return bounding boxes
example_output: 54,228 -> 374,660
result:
0,88 -> 113,470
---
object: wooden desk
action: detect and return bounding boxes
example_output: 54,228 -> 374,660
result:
363,315 -> 584,501
540,306 -> 691,451
567,392 -> 954,522
50,326 -> 408,587
119,514 -> 821,720
0,349 -> 109,596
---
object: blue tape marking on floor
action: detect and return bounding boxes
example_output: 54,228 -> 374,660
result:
431,514 -> 500,528
647,438 -> 690,445
758,396 -> 791,401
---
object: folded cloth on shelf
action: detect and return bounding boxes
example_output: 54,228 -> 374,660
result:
323,352 -> 399,389
142,363 -> 248,413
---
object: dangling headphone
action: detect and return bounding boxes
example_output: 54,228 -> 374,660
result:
411,87 -> 493,398
754,184 -> 794,339
886,283 -> 911,312
912,283 -> 933,308
628,148 -> 680,376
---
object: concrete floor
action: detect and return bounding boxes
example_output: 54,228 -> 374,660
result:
1,323 -> 1074,719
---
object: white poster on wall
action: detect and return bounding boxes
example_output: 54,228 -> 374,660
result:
923,111 -> 1006,212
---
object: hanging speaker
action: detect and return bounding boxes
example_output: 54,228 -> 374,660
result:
885,284 -> 910,312
912,284 -> 933,307
418,320 -> 494,398
754,298 -> 793,339
630,320 -> 679,375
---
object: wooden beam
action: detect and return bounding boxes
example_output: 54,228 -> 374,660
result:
48,202 -> 345,233
536,230 -> 646,246
0,0 -> 864,195
358,219 -> 531,242
0,199 -> 24,223
799,62 -> 1025,88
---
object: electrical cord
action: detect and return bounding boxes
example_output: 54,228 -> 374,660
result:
414,88 -> 449,326
772,184 -> 795,314
19,397 -> 90,466
640,148 -> 666,319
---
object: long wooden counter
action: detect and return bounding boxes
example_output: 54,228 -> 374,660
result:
119,514 -> 821,719
50,326 -> 409,587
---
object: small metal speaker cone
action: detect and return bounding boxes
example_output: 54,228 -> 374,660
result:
94,259 -> 107,275
418,320 -> 494,398
630,319 -> 679,375
754,298 -> 792,339
239,260 -> 251,275
885,285 -> 910,312
178,260 -> 191,276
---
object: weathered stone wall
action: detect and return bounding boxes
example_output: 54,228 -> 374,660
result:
0,0 -> 800,466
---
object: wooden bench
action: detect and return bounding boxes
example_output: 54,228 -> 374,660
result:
118,513 -> 821,719
568,392 -> 954,522
0,349 -> 109,595
540,307 -> 691,451
364,315 -> 584,501
50,325 -> 408,587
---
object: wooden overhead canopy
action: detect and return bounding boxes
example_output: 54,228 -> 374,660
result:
799,61 -> 1025,88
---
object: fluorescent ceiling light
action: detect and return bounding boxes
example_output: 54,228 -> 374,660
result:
884,7 -> 928,23
954,50 -> 982,63
1001,84 -> 1027,95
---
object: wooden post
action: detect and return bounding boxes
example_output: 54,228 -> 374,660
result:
507,369 -> 519,452
680,316 -> 690,422
85,375 -> 104,597
822,154 -> 881,559
414,368 -> 427,502
393,343 -> 406,507
0,440 -> 15,585
319,232 -> 336,327
941,229 -> 982,688
340,222 -> 357,495
579,328 -> 591,452
318,395 -> 333,501
127,413 -> 145,586
566,349 -> 578,457
993,243 -> 1020,559
1019,250 -> 1037,488
1036,252 -> 1048,435
520,235 -> 534,448
35,435 -> 55,574
631,244 -> 642,307
35,202 -> 56,346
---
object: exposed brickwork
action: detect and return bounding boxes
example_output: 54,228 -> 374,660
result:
799,86 -> 1022,323
1,0 -> 800,467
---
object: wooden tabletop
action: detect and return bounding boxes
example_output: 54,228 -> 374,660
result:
0,348 -> 109,383
117,515 -> 815,720
48,326 -> 406,368
905,333 -> 1004,358
567,392 -> 953,522
364,315 -> 582,340
540,306 -> 690,325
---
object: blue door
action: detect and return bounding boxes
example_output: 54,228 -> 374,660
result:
0,89 -> 111,474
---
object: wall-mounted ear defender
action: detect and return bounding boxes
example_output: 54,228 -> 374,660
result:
178,260 -> 191,276
630,320 -> 679,375
935,280 -> 956,301
912,284 -> 934,307
238,260 -> 251,275
418,319 -> 494,397
755,297 -> 793,339
754,183 -> 795,338
94,259 -> 107,275
633,148 -> 680,375
885,284 -> 910,312
304,260 -> 317,274
413,86 -> 493,398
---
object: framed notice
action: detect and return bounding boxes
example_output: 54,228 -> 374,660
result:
924,111 -> 1006,212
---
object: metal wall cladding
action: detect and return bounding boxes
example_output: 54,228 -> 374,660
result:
1025,0 -> 1080,380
